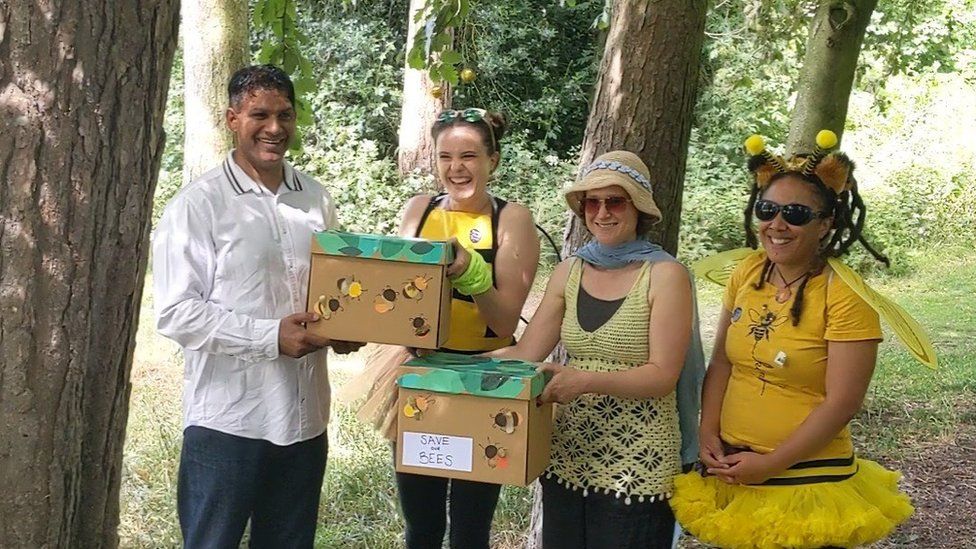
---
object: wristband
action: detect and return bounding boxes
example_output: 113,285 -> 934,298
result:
452,248 -> 493,296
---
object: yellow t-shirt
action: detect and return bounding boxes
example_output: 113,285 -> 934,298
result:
720,251 -> 881,466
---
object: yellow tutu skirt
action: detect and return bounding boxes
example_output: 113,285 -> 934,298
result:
670,458 -> 913,549
335,344 -> 411,441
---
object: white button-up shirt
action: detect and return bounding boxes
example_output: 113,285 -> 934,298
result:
153,151 -> 337,445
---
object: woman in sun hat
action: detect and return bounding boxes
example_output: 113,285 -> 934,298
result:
491,150 -> 704,549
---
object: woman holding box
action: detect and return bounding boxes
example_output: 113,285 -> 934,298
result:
351,108 -> 540,549
492,151 -> 697,549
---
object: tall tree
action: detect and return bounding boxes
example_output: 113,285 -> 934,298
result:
182,0 -> 249,183
564,0 -> 708,256
398,0 -> 451,177
786,0 -> 877,153
0,2 -> 179,546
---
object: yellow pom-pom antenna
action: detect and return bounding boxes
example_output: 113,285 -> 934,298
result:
803,129 -> 840,176
744,134 -> 765,156
815,129 -> 838,150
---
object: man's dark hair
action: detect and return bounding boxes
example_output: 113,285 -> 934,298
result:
227,65 -> 295,108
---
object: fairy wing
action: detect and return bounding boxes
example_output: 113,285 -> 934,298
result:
691,249 -> 938,369
826,258 -> 937,369
690,247 -> 756,287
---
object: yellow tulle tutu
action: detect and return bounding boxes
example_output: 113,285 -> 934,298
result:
670,458 -> 913,549
335,344 -> 411,441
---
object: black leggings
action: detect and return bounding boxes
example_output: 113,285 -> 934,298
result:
396,470 -> 501,549
540,474 -> 675,549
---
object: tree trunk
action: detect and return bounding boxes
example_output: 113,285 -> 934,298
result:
397,0 -> 451,177
0,3 -> 179,547
182,0 -> 248,183
564,0 -> 708,257
786,0 -> 877,154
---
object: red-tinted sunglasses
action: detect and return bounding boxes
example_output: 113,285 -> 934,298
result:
582,196 -> 632,215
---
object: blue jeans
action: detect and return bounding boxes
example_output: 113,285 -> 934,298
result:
178,426 -> 327,549
540,474 -> 675,549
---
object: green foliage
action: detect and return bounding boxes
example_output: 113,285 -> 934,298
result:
452,0 -> 602,151
253,0 -> 319,145
405,0 -> 472,86
153,50 -> 185,226
490,139 -> 580,263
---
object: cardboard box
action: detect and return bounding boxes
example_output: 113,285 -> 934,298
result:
395,353 -> 552,486
307,231 -> 453,348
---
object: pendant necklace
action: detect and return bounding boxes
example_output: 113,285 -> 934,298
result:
774,267 -> 810,304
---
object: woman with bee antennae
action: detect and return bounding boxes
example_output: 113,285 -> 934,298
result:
669,131 -> 913,548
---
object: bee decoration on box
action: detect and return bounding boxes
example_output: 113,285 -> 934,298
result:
315,295 -> 344,319
337,276 -> 365,300
481,439 -> 509,469
490,409 -> 521,435
402,394 -> 434,420
373,286 -> 398,313
410,315 -> 431,337
401,275 -> 431,301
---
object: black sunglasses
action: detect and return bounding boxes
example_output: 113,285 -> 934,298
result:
754,199 -> 828,226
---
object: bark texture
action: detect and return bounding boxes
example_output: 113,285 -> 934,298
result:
397,0 -> 451,177
564,0 -> 708,257
0,2 -> 179,546
786,0 -> 877,154
182,0 -> 248,183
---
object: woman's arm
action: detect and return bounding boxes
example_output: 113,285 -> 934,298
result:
467,203 -> 541,338
711,339 -> 878,484
699,308 -> 733,469
538,262 -> 692,403
764,340 -> 877,469
488,258 -> 572,361
397,194 -> 433,237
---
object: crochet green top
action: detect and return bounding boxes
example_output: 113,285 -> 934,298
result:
546,259 -> 681,503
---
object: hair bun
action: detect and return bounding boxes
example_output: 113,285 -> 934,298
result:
484,111 -> 508,142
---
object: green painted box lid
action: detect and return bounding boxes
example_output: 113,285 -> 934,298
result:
398,352 -> 545,400
312,230 -> 454,265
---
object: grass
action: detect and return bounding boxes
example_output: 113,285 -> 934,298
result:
120,248 -> 976,547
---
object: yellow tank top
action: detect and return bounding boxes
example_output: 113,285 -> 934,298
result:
547,259 -> 680,501
417,195 -> 514,353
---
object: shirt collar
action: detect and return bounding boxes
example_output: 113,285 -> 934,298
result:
224,150 -> 303,196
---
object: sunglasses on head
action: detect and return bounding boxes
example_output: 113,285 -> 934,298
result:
437,108 -> 487,123
582,196 -> 632,215
754,199 -> 828,226
437,108 -> 496,153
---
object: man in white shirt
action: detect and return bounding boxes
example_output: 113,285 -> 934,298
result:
153,65 -> 361,548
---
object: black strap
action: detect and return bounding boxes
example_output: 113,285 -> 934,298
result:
414,193 -> 446,238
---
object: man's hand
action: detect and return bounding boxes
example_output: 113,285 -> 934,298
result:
331,340 -> 366,355
279,313 -> 331,358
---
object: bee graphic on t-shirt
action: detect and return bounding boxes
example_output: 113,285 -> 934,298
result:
747,305 -> 787,343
